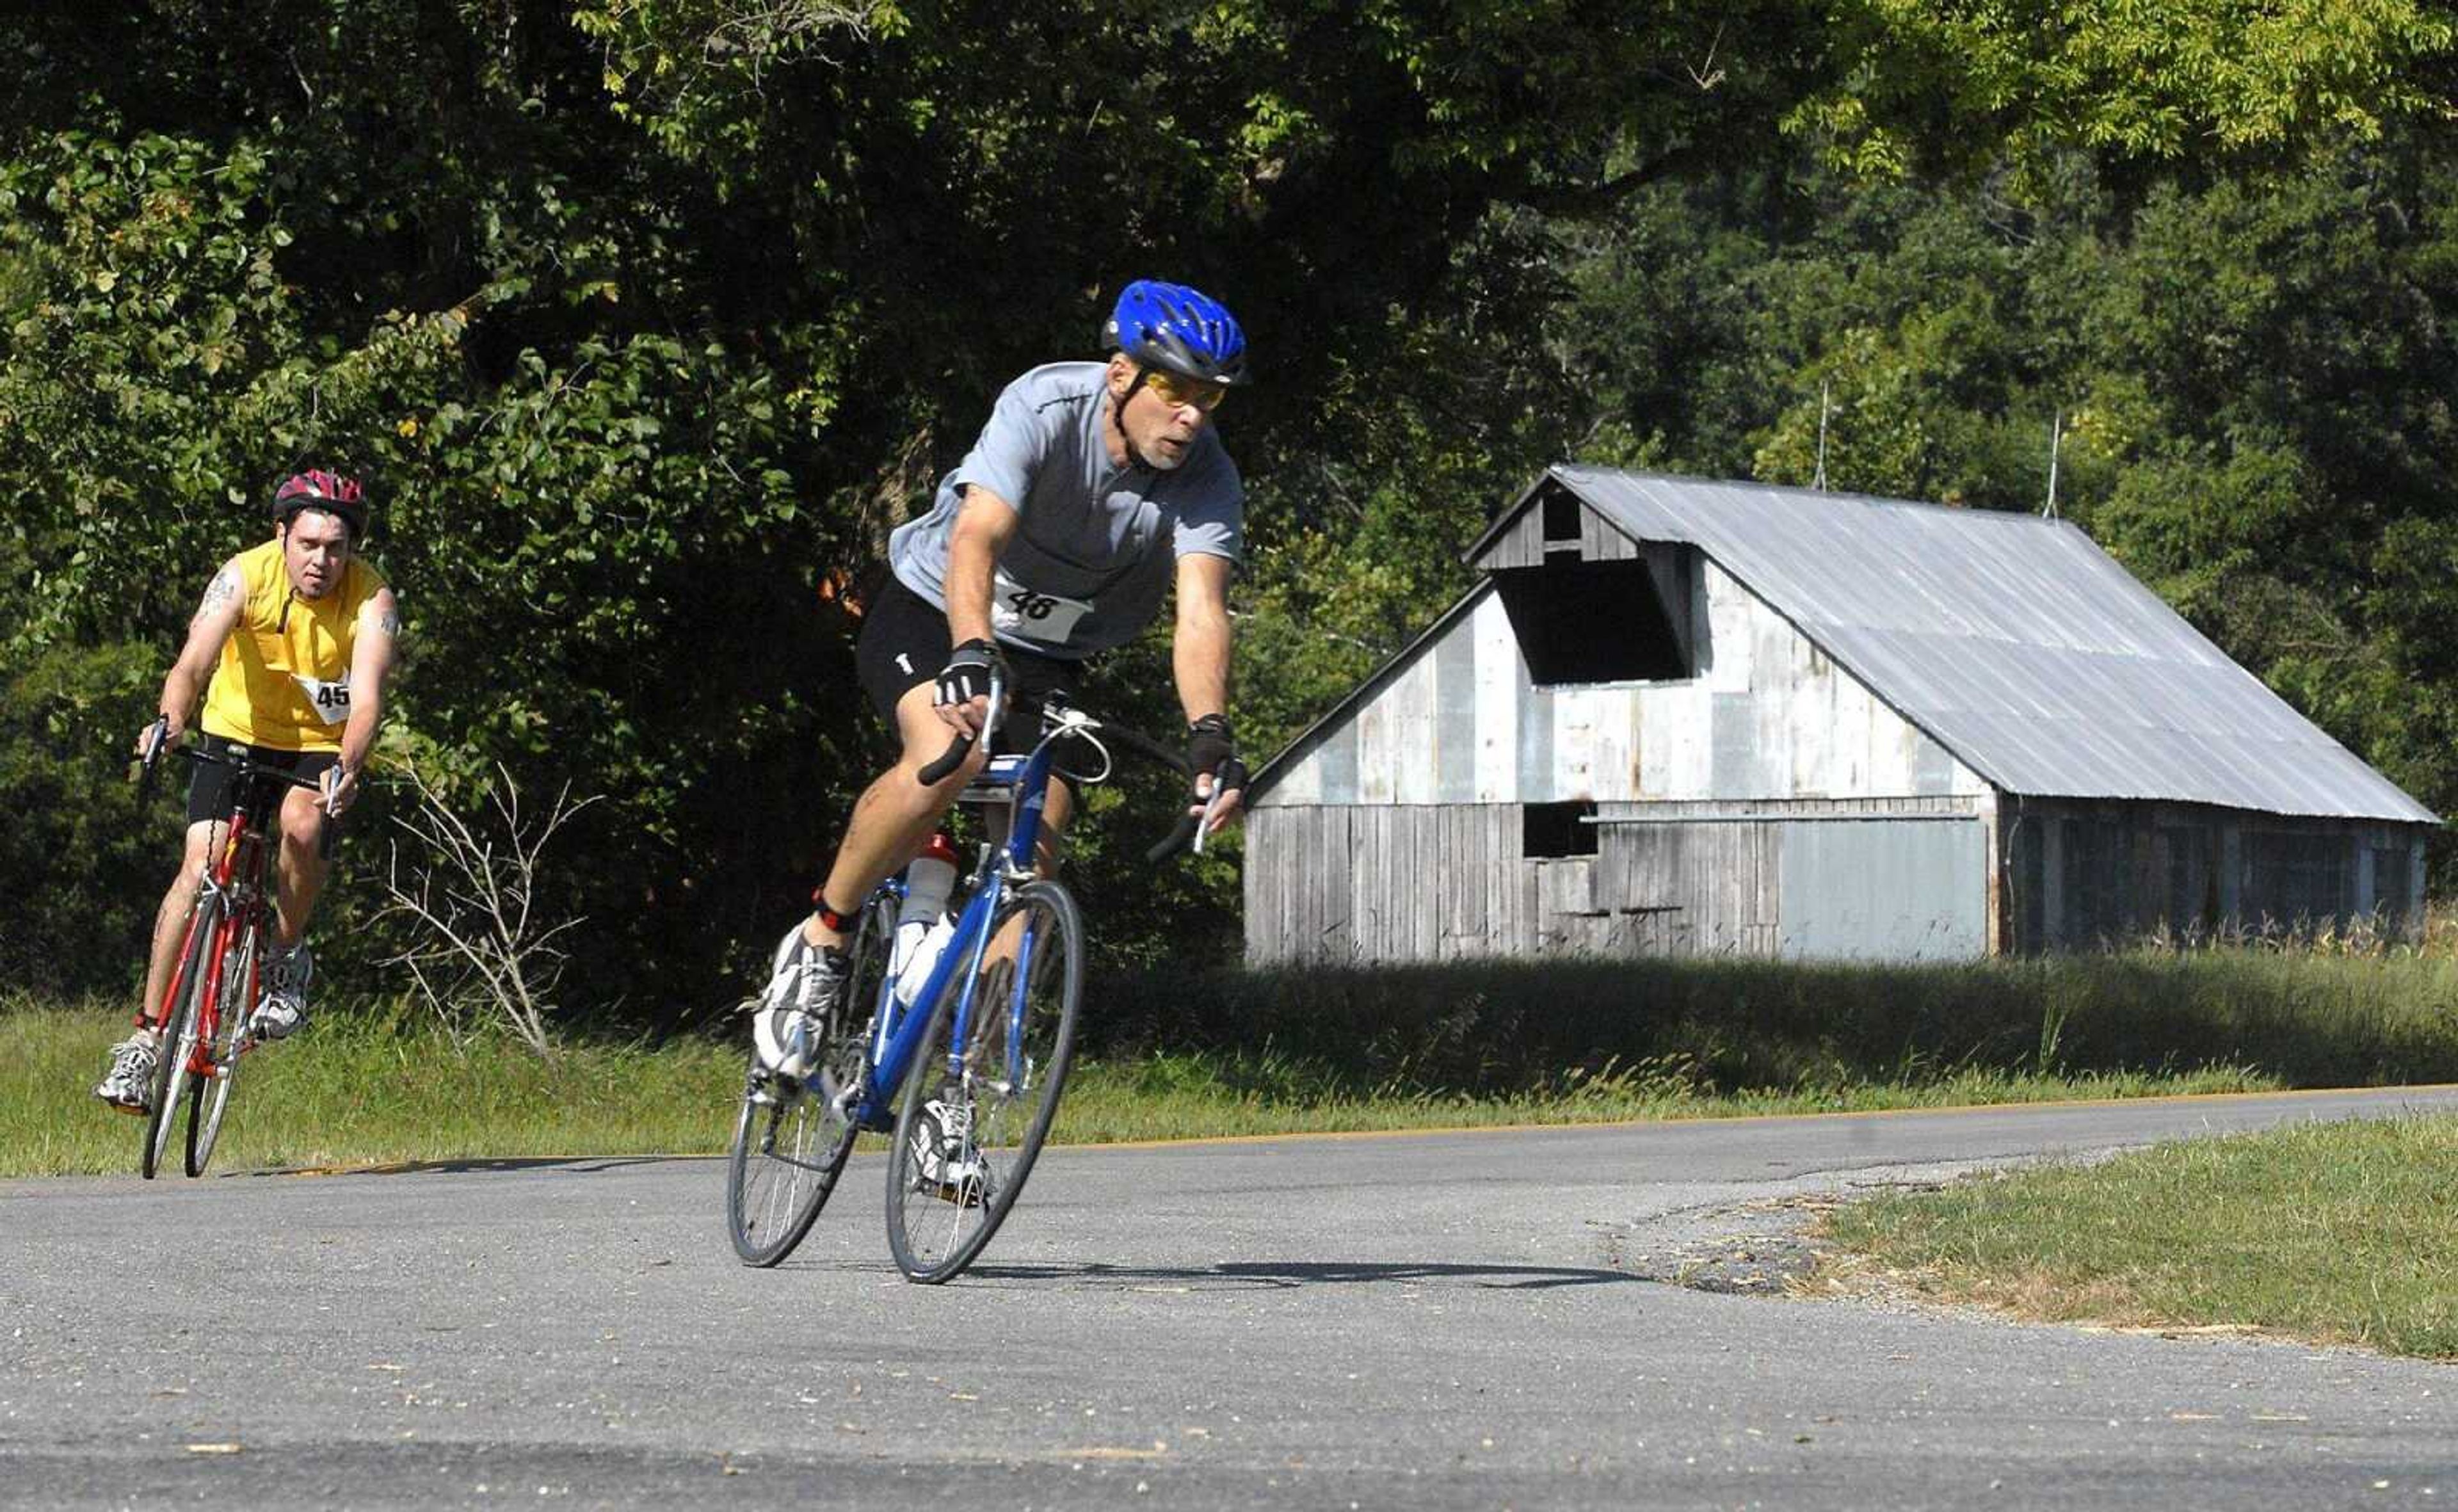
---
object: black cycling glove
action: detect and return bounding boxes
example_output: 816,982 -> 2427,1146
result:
1185,713 -> 1248,806
935,638 -> 1005,711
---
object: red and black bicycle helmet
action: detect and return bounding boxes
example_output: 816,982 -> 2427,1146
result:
271,470 -> 369,539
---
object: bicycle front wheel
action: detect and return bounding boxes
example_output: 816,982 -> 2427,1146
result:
885,880 -> 1083,1283
187,910 -> 262,1177
725,897 -> 893,1266
142,896 -> 220,1182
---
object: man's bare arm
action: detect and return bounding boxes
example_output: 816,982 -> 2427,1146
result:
1171,552 -> 1244,832
147,559 -> 246,744
944,488 -> 1020,648
322,588 -> 399,814
1171,552 -> 1234,726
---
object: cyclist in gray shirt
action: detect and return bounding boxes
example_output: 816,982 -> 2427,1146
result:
754,280 -> 1253,1069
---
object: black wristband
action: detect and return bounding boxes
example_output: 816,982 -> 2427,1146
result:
1187,714 -> 1239,795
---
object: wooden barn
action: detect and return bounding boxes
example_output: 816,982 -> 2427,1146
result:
1242,467 -> 2439,965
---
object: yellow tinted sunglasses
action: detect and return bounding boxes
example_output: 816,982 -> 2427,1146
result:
1141,367 -> 1228,413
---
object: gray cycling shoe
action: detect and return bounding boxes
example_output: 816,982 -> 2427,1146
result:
250,942 -> 314,1041
93,1033 -> 159,1114
753,927 -> 848,1083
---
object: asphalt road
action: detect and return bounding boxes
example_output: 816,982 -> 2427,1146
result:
6,1087 -> 2457,1510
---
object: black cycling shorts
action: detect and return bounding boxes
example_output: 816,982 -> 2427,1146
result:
184,734 -> 337,827
855,575 -> 1084,755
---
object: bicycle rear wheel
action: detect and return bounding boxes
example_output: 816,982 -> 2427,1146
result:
885,880 -> 1082,1283
142,896 -> 220,1181
725,896 -> 892,1266
187,910 -> 262,1177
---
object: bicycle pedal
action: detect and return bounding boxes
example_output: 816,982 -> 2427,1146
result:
928,1168 -> 990,1208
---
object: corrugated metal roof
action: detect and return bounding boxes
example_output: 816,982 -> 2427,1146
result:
1528,467 -> 2436,823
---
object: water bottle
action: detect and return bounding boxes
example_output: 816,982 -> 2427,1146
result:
891,833 -> 960,1006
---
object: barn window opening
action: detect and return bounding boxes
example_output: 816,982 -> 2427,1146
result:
1495,556 -> 1692,685
1523,800 -> 1597,858
1542,490 -> 1583,549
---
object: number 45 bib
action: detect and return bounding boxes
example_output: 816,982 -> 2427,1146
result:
294,674 -> 352,725
990,569 -> 1093,646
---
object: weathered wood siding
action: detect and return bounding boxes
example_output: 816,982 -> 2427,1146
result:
2002,798 -> 2431,949
1477,485 -> 1570,569
1259,556 -> 1986,810
1244,797 -> 1993,965
1244,805 -> 1525,965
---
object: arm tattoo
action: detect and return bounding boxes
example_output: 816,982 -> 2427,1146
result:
376,602 -> 402,639
193,565 -> 239,624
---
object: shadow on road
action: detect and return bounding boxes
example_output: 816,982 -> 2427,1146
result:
242,1155 -> 684,1178
958,1259 -> 1637,1292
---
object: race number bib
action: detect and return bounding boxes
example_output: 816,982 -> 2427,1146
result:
294,674 -> 352,726
990,570 -> 1093,645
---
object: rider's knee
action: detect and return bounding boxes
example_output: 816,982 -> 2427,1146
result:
278,803 -> 325,851
170,828 -> 213,887
165,859 -> 205,901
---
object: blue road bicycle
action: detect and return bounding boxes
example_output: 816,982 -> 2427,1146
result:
725,672 -> 1200,1282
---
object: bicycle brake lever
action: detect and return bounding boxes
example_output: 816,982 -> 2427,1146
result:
919,674 -> 1006,787
1192,784 -> 1232,857
133,716 -> 170,798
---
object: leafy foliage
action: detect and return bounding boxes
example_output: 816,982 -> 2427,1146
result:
4,3 -> 2455,1020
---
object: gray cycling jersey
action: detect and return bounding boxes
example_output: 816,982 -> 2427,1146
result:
887,362 -> 1242,659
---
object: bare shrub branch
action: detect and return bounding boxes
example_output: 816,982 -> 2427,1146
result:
376,764 -> 604,1059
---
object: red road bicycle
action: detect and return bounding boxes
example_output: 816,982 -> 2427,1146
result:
134,723 -> 336,1179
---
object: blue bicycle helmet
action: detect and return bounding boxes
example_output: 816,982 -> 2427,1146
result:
1104,280 -> 1249,386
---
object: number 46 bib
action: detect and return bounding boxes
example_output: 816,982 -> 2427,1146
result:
990,569 -> 1093,646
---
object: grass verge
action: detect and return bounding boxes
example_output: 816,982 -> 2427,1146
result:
7,1001 -> 745,1177
1819,1114 -> 2458,1360
1051,1047 -> 2270,1142
7,999 -> 2274,1178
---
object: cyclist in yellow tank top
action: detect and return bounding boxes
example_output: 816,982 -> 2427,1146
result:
95,471 -> 402,1113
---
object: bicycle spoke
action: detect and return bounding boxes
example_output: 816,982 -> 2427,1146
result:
142,897 -> 218,1181
724,896 -> 892,1267
885,880 -> 1082,1283
188,911 -> 261,1176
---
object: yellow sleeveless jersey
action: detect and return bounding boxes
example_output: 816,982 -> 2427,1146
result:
198,538 -> 388,753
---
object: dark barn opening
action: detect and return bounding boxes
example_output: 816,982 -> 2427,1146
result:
1523,800 -> 1598,858
1494,559 -> 1690,685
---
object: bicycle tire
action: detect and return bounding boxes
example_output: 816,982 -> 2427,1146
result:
186,910 -> 262,1177
142,895 -> 220,1181
725,896 -> 894,1266
885,880 -> 1083,1284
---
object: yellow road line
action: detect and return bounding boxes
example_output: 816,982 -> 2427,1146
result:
1061,1081 -> 2458,1152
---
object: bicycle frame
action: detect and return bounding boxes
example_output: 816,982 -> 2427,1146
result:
152,792 -> 280,1076
844,700 -> 1072,1132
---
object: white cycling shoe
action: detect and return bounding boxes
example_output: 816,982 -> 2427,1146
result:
753,926 -> 848,1083
93,1033 -> 159,1114
249,942 -> 313,1042
912,1096 -> 988,1207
